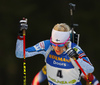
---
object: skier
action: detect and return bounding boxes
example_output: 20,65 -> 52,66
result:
31,30 -> 99,85
15,20 -> 94,85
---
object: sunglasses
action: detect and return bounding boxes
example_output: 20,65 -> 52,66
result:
50,36 -> 70,47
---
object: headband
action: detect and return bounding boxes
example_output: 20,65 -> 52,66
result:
51,29 -> 70,43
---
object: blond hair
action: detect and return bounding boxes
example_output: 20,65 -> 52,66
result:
53,23 -> 70,32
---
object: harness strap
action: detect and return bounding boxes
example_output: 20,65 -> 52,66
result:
45,46 -> 53,62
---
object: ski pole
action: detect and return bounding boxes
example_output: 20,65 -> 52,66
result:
20,17 -> 28,85
23,18 -> 27,85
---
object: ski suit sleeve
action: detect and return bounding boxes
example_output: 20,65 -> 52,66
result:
72,43 -> 94,74
15,36 -> 50,58
31,65 -> 47,85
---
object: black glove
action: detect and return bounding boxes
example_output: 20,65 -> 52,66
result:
18,18 -> 28,36
66,48 -> 79,59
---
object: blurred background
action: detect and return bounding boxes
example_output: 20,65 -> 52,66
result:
0,0 -> 100,85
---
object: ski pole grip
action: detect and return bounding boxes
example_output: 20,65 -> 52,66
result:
23,29 -> 26,36
22,17 -> 27,35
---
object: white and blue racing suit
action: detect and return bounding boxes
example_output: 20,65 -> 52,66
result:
15,36 -> 94,85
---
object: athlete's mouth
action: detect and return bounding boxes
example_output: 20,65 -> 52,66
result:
56,50 -> 60,53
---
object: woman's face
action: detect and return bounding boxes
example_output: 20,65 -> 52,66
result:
52,43 -> 66,55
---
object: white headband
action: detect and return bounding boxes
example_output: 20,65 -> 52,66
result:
51,29 -> 70,43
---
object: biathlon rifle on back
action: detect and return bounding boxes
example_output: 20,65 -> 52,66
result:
69,3 -> 80,45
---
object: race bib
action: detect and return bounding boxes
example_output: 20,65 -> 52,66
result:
46,63 -> 80,85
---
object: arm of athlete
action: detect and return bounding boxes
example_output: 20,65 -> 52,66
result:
66,43 -> 94,74
15,37 -> 51,58
15,19 -> 51,58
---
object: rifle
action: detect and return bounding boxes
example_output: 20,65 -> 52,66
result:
69,3 -> 80,45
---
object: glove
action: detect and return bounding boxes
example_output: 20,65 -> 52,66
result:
66,48 -> 79,59
18,18 -> 28,36
20,19 -> 28,31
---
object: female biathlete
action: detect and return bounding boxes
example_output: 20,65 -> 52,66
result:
31,28 -> 99,85
16,20 -> 94,85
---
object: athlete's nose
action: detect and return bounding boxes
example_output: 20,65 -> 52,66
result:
55,45 -> 60,50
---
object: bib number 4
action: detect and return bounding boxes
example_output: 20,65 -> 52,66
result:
57,70 -> 63,78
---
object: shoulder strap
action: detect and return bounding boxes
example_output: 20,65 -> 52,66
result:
45,46 -> 53,62
67,41 -> 79,69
